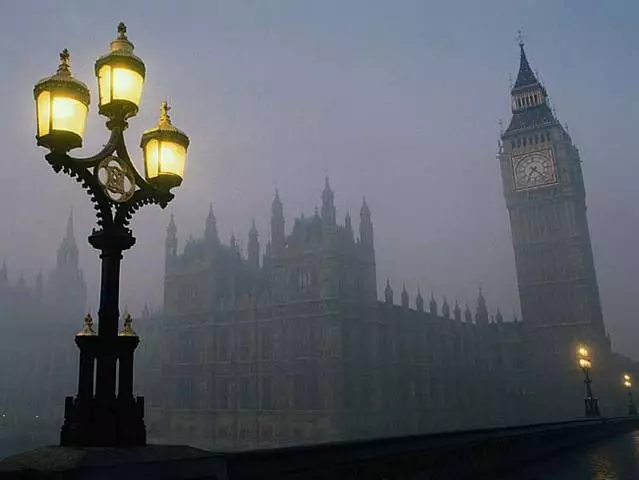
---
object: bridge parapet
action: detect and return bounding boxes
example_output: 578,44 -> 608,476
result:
2,417 -> 638,479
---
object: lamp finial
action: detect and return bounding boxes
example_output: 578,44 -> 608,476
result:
57,48 -> 71,75
160,100 -> 171,124
118,22 -> 127,39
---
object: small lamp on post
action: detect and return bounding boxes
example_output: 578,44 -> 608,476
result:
623,374 -> 637,416
577,345 -> 600,418
33,23 -> 189,447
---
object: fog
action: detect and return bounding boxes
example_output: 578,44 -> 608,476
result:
0,0 -> 637,357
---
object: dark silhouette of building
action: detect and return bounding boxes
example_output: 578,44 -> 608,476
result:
0,212 -> 86,434
149,179 -> 526,450
498,39 -> 617,421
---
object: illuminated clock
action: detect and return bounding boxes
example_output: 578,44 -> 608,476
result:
513,149 -> 557,190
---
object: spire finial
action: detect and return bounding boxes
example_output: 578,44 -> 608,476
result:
57,49 -> 71,75
517,29 -> 524,48
117,22 -> 128,39
160,100 -> 171,124
66,207 -> 75,240
78,314 -> 96,336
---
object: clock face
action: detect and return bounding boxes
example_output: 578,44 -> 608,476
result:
513,149 -> 557,190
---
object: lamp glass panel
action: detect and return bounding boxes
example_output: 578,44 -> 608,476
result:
98,65 -> 112,105
144,139 -> 160,179
51,96 -> 88,138
37,91 -> 51,137
159,141 -> 186,178
112,67 -> 143,106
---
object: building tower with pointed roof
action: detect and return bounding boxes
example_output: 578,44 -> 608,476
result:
44,210 -> 87,324
498,37 -> 609,420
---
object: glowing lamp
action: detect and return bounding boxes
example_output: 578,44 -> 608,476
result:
140,101 -> 189,190
95,23 -> 145,120
579,358 -> 591,369
578,347 -> 588,358
33,49 -> 90,152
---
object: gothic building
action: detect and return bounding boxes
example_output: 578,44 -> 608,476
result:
0,212 -> 86,434
150,179 -> 527,450
498,40 -> 621,421
144,40 -> 639,450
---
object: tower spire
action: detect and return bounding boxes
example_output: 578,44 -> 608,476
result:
205,204 -> 220,245
321,176 -> 336,226
513,32 -> 539,90
505,35 -> 554,134
65,208 -> 75,242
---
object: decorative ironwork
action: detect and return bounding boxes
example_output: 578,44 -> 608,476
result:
119,313 -> 137,337
77,314 -> 96,336
97,156 -> 136,203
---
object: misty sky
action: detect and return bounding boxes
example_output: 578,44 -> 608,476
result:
1,1 -> 638,357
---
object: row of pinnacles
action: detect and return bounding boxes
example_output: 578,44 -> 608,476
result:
165,177 -> 373,271
163,177 -> 511,322
384,281 -> 513,326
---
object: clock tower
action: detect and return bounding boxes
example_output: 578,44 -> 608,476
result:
499,40 -> 610,419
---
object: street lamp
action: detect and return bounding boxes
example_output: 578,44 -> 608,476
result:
33,23 -> 189,447
623,374 -> 637,416
577,346 -> 600,418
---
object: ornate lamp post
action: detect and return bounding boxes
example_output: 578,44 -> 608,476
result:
33,23 -> 189,447
577,346 -> 600,418
623,374 -> 637,416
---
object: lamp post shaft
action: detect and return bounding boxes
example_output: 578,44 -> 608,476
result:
582,367 -> 600,417
628,388 -> 637,416
95,247 -> 122,399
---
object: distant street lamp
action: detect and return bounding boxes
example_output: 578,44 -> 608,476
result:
623,374 -> 637,416
577,346 -> 600,418
33,23 -> 189,447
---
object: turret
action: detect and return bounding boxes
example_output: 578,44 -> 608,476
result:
248,219 -> 260,271
321,176 -> 336,226
230,232 -> 239,256
429,293 -> 438,316
442,297 -> 450,319
464,304 -> 473,323
205,204 -> 220,246
401,283 -> 409,309
384,279 -> 393,305
416,288 -> 424,313
454,300 -> 462,322
475,287 -> 489,326
271,189 -> 285,249
359,197 -> 374,250
57,210 -> 79,271
495,309 -> 504,324
344,212 -> 354,241
165,214 -> 178,271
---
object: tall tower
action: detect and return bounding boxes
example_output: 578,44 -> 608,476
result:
165,214 -> 178,272
45,210 -> 87,323
248,219 -> 260,272
359,197 -> 376,304
271,190 -> 285,249
499,39 -> 609,419
321,176 -> 336,226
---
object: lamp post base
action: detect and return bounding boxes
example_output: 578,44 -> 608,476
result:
60,395 -> 146,447
584,397 -> 600,418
